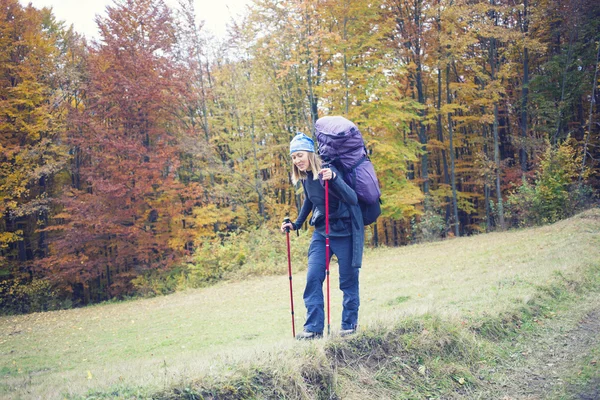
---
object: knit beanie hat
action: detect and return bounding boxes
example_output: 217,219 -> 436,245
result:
289,132 -> 315,155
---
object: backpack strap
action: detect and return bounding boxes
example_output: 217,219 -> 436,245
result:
347,154 -> 367,189
319,144 -> 365,163
349,155 -> 367,172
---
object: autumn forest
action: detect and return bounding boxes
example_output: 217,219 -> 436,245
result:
1,0 -> 598,313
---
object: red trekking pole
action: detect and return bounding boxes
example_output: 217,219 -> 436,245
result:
284,217 -> 296,338
325,175 -> 331,337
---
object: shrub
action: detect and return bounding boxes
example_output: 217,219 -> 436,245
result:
188,226 -> 311,283
412,197 -> 447,242
130,266 -> 189,297
506,139 -> 595,227
130,226 -> 312,296
0,278 -> 70,314
505,177 -> 538,227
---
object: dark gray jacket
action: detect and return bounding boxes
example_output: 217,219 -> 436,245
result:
294,166 -> 364,268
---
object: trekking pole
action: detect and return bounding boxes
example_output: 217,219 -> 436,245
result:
284,217 -> 296,338
324,173 -> 331,337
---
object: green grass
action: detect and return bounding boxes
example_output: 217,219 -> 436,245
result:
1,208 -> 599,399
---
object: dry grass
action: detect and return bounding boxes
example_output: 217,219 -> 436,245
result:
362,210 -> 600,323
1,208 -> 599,399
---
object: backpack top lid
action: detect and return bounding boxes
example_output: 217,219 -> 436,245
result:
315,116 -> 365,168
315,116 -> 358,136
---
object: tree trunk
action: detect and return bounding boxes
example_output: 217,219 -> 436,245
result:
437,68 -> 451,223
520,49 -> 529,170
579,40 -> 600,186
485,181 -> 491,230
250,115 -> 264,218
446,65 -> 460,237
343,16 -> 350,115
553,27 -> 576,145
493,101 -> 505,229
372,223 -> 379,247
519,0 -> 530,173
303,6 -> 319,128
489,4 -> 505,229
307,61 -> 319,127
413,0 -> 429,197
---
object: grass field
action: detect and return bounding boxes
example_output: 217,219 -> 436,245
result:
1,209 -> 599,399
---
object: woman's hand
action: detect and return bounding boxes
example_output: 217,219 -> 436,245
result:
320,168 -> 336,181
281,221 -> 295,233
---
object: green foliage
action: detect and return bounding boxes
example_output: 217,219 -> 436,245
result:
188,227 -> 311,283
413,211 -> 446,243
131,226 -> 312,296
387,295 -> 411,306
130,266 -> 189,297
506,177 -> 538,227
0,278 -> 70,314
411,197 -> 447,242
534,141 -> 588,222
506,140 -> 595,227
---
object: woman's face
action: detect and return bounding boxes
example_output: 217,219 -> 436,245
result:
291,151 -> 311,172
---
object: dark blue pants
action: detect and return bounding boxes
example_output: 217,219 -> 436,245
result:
303,231 -> 360,333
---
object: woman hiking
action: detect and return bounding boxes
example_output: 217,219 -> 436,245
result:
281,132 -> 365,340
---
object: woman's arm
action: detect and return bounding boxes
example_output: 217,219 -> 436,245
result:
323,166 -> 358,205
293,183 -> 313,229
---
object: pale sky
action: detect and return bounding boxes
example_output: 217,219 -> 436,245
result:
19,0 -> 251,40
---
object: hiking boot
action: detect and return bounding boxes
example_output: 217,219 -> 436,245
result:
296,330 -> 323,340
339,327 -> 357,337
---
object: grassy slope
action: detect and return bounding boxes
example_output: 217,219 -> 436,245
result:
1,209 -> 599,399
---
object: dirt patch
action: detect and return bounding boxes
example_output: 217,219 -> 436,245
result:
484,306 -> 600,399
572,378 -> 600,400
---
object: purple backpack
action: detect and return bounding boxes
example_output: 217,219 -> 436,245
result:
315,116 -> 381,225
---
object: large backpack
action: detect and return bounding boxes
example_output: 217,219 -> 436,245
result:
315,116 -> 381,225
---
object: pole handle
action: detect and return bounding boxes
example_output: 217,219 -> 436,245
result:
284,216 -> 299,236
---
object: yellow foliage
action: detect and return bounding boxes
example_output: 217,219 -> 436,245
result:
0,231 -> 22,247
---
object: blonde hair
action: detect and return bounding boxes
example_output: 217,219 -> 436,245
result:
291,152 -> 322,185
